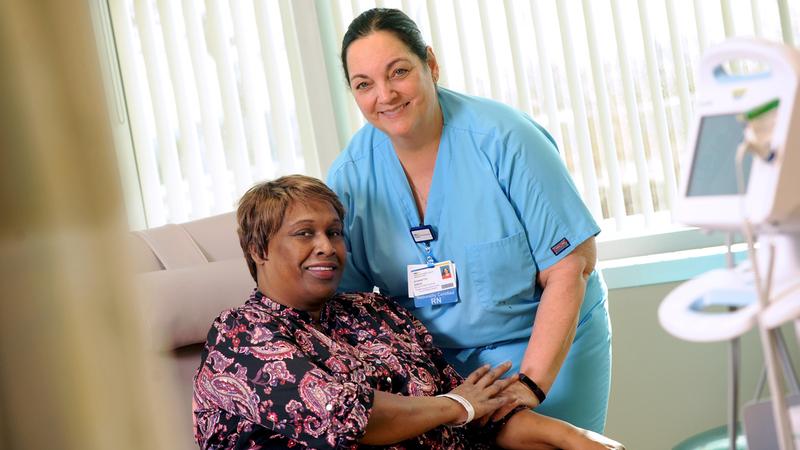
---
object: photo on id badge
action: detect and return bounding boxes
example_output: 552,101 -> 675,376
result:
440,265 -> 452,279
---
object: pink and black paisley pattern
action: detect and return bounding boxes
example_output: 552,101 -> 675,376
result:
192,291 -> 505,449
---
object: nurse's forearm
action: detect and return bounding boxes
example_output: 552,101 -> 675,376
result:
520,238 -> 596,394
496,409 -> 625,450
520,273 -> 584,392
495,409 -> 575,449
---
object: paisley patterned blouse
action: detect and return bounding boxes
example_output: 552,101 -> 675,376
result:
193,290 -> 507,449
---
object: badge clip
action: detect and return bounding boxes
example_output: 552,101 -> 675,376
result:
410,225 -> 436,243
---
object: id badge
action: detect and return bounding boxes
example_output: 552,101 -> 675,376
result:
406,260 -> 458,308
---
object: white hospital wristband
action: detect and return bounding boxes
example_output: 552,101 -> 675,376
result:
436,393 -> 475,426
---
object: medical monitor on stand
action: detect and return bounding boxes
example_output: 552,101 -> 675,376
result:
661,38 -> 800,450
675,39 -> 800,234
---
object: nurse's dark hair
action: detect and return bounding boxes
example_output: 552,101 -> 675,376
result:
340,8 -> 428,85
237,175 -> 345,282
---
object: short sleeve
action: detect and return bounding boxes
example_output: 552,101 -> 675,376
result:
194,314 -> 374,449
498,122 -> 600,271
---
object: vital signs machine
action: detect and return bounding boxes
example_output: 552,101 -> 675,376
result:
659,39 -> 800,450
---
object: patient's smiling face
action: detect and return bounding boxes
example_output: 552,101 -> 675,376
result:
257,200 -> 346,316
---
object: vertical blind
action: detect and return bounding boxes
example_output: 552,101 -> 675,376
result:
102,0 -> 799,233
107,0 -> 311,227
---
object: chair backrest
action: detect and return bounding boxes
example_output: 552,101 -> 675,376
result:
131,212 -> 254,450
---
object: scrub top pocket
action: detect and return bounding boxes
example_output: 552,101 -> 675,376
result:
465,231 -> 537,310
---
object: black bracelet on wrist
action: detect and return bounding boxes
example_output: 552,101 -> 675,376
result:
518,373 -> 547,404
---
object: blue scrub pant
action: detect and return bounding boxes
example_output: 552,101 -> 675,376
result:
441,301 -> 612,433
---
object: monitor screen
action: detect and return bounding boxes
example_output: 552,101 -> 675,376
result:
686,112 -> 753,196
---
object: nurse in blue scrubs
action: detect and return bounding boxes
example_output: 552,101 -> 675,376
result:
327,8 -> 611,433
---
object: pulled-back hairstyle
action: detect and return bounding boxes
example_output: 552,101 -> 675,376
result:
236,175 -> 345,282
340,8 -> 428,84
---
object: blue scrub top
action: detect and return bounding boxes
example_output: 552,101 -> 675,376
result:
327,87 -> 606,350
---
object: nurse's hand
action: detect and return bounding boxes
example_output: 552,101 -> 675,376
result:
489,380 -> 541,422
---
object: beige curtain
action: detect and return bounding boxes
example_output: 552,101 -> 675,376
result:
0,1 -> 179,449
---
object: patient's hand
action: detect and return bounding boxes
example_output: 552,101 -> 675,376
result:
447,362 -> 518,423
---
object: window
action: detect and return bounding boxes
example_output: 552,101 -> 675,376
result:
95,0 -> 339,228
94,0 -> 799,253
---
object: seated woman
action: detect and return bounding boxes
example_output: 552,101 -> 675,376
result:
192,175 -> 624,449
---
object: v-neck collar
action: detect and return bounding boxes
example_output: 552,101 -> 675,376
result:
381,90 -> 450,230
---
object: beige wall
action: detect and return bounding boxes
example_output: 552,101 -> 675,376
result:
604,281 -> 799,448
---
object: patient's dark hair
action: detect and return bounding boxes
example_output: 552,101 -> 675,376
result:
340,8 -> 428,85
237,175 -> 345,282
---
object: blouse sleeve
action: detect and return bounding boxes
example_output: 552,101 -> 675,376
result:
373,294 -> 463,392
370,294 -> 520,445
414,322 -> 464,393
194,313 -> 374,449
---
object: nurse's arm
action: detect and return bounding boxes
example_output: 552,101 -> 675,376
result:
495,409 -> 624,449
519,237 -> 596,401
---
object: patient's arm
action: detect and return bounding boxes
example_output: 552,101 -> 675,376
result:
495,410 -> 625,450
361,363 -> 516,445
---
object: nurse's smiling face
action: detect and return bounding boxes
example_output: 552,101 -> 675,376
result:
345,31 -> 440,143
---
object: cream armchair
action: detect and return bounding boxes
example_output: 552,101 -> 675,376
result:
131,212 -> 254,449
